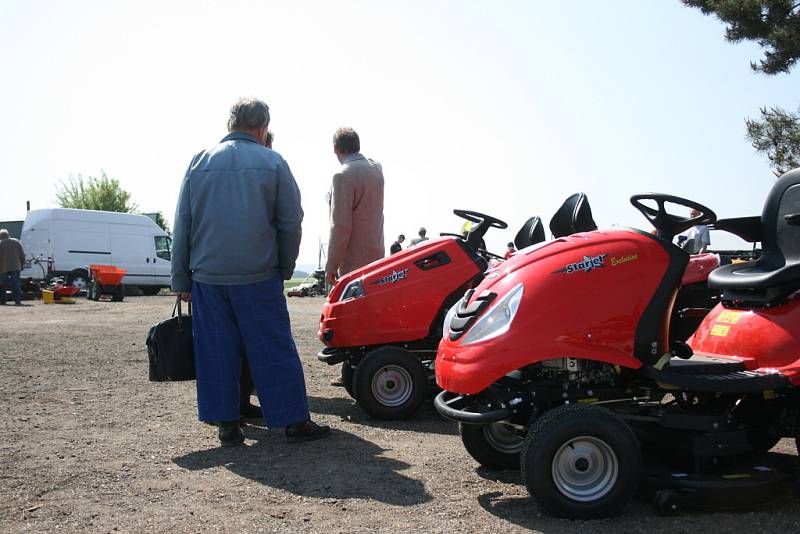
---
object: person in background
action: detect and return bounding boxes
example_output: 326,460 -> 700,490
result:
325,127 -> 385,284
409,227 -> 429,246
504,242 -> 516,259
390,234 -> 405,254
172,97 -> 329,446
677,208 -> 711,254
0,229 -> 25,306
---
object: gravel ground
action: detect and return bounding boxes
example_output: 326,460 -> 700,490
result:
1,295 -> 799,533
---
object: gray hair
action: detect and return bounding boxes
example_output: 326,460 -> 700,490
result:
0,229 -> 8,239
227,98 -> 270,132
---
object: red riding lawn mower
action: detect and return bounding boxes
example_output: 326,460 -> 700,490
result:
317,194 -> 605,419
434,170 -> 800,518
318,193 -> 721,421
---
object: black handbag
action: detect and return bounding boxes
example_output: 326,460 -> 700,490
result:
147,297 -> 196,381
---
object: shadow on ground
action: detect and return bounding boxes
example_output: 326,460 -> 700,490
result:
172,426 -> 432,506
307,395 -> 458,436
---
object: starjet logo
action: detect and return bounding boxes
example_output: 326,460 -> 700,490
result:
554,254 -> 608,274
371,268 -> 410,286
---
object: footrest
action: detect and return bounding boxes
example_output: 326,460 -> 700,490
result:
640,364 -> 790,393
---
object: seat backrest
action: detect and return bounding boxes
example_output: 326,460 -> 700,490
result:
549,192 -> 598,238
760,168 -> 800,269
514,216 -> 545,250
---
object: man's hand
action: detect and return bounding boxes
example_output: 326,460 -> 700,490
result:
326,271 -> 337,285
177,291 -> 192,302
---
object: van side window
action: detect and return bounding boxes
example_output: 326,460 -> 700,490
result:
155,236 -> 171,260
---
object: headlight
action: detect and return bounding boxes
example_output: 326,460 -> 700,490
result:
442,301 -> 460,338
339,280 -> 365,301
461,283 -> 524,345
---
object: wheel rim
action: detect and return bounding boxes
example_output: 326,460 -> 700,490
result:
483,423 -> 523,454
71,276 -> 88,290
370,365 -> 414,407
551,436 -> 618,502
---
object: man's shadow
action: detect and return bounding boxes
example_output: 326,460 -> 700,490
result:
307,395 -> 458,436
173,426 -> 432,506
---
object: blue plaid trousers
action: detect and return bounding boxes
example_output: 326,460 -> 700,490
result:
191,277 -> 310,427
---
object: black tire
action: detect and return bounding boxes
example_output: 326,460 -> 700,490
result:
140,286 -> 161,296
91,283 -> 101,301
341,361 -> 356,399
352,347 -> 427,420
111,286 -> 124,302
460,422 -> 523,470
66,269 -> 89,291
521,404 -> 642,520
86,283 -> 94,300
654,489 -> 679,516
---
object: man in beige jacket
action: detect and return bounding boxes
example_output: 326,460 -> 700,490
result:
326,127 -> 385,284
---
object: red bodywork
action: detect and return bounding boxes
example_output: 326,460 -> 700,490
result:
681,253 -> 719,285
318,237 -> 484,348
689,298 -> 800,384
437,229 -> 669,395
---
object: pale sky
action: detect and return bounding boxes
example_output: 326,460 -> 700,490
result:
1,1 -> 797,266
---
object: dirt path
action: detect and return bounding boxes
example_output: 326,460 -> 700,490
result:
1,296 -> 799,533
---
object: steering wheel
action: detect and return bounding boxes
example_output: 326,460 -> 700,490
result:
453,209 -> 508,229
629,193 -> 716,241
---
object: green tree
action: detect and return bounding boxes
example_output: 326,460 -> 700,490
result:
149,212 -> 172,235
683,0 -> 800,175
746,106 -> 800,176
56,171 -> 138,213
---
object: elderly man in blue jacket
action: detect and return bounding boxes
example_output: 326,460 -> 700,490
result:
171,97 -> 330,446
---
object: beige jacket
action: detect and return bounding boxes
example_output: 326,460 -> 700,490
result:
0,233 -> 25,274
326,153 -> 385,276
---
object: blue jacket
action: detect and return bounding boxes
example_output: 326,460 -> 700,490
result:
171,131 -> 303,291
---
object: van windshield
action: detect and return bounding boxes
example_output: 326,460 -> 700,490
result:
155,236 -> 171,260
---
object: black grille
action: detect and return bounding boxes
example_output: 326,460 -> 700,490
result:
448,289 -> 497,341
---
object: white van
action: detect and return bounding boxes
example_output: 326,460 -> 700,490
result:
19,208 -> 172,295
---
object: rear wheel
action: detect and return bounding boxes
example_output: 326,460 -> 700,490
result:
353,347 -> 427,420
460,422 -> 524,470
111,286 -> 124,302
521,404 -> 642,519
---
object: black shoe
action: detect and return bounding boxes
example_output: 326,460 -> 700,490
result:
285,420 -> 331,443
239,402 -> 263,423
218,421 -> 244,447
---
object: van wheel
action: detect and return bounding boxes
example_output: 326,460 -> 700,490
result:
67,269 -> 89,291
460,422 -> 523,470
521,404 -> 642,519
353,347 -> 427,420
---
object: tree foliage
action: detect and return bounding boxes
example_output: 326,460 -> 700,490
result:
56,171 -> 138,213
683,1 -> 800,176
746,106 -> 800,176
683,0 -> 800,74
149,212 -> 172,235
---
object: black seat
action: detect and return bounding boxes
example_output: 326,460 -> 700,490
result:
549,192 -> 598,238
514,216 -> 545,250
708,169 -> 800,305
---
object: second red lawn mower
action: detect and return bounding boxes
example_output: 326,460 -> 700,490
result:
434,170 -> 800,518
317,194 -> 604,419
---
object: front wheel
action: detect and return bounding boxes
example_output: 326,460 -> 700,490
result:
521,404 -> 642,519
67,269 -> 89,291
353,347 -> 427,420
341,361 -> 356,399
460,422 -> 524,470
